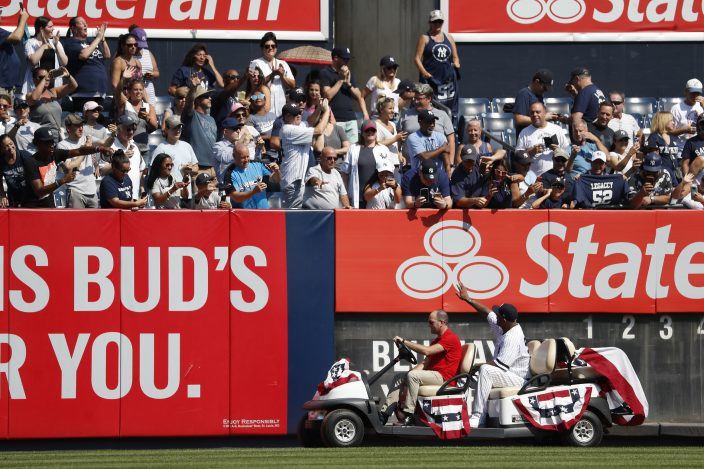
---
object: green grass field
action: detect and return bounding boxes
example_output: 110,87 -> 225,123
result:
1,446 -> 703,468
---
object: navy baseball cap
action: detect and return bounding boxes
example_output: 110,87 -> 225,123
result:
221,117 -> 243,130
332,46 -> 351,60
418,109 -> 439,123
614,130 -> 629,141
643,152 -> 662,172
394,79 -> 416,94
282,103 -> 302,116
420,159 -> 436,180
380,56 -> 398,68
492,303 -> 519,322
33,126 -> 56,143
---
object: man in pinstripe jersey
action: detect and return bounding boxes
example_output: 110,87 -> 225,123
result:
456,282 -> 530,428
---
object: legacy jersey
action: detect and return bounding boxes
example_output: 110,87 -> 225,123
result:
571,173 -> 628,208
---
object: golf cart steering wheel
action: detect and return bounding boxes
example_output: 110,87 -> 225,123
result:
396,339 -> 417,365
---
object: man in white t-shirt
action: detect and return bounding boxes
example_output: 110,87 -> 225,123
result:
607,90 -> 641,147
303,146 -> 350,209
515,101 -> 569,177
6,98 -> 39,152
670,78 -> 704,151
152,115 -> 199,199
57,113 -> 99,207
110,114 -> 146,199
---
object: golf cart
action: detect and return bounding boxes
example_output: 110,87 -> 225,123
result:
299,337 -> 646,447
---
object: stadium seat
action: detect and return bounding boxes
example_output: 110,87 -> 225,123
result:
624,97 -> 657,116
459,98 -> 492,119
418,343 -> 476,397
544,97 -> 573,117
153,96 -> 173,124
492,97 -> 515,113
658,97 -> 682,112
481,112 -> 516,148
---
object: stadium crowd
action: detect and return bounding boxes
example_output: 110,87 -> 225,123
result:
2,8 -> 704,211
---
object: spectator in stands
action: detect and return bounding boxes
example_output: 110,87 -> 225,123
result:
230,104 -> 264,161
405,109 -> 451,175
647,111 -> 681,182
82,101 -> 114,151
212,68 -> 242,137
540,148 -> 575,196
341,119 -> 392,208
23,127 -> 111,208
450,145 -> 487,208
607,130 -> 641,177
56,113 -> 100,208
401,84 -> 455,167
212,117 -> 242,182
670,78 -> 704,153
402,158 -> 452,209
457,119 -> 505,167
566,119 -> 610,175
681,114 -> 704,177
0,94 -> 14,130
513,69 -> 563,136
161,86 -> 188,136
248,89 -> 276,142
110,33 -> 142,101
587,102 -> 616,150
374,96 -> 405,177
531,177 -> 570,209
510,151 -> 542,209
227,143 -> 281,209
607,90 -> 641,144
363,157 -> 401,209
312,105 -> 349,168
394,79 -> 416,121
22,16 -> 68,95
671,172 -> 704,210
570,151 -> 629,208
27,67 -> 76,137
415,10 -> 460,127
303,146 -> 351,209
116,79 -> 157,156
362,56 -> 400,116
319,46 -> 367,143
6,98 -> 39,153
515,102 -> 569,177
146,153 -> 189,209
569,67 -> 606,127
628,153 -> 673,209
65,17 -> 110,113
474,159 -> 512,209
182,76 -> 217,177
0,6 -> 29,100
110,114 -> 146,198
193,172 -> 231,209
303,79 -> 323,122
0,134 -> 31,207
152,114 -> 199,198
128,26 -> 159,106
249,32 -> 295,117
168,44 -> 223,95
99,149 -> 147,209
245,66 -> 271,113
280,102 -> 328,208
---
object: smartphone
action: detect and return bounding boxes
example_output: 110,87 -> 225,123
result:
183,175 -> 190,184
220,191 -> 227,203
692,185 -> 698,195
48,68 -> 63,79
139,107 -> 147,114
543,137 -> 552,147
140,191 -> 147,199
420,188 -> 429,200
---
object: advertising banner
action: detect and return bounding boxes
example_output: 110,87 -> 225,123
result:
442,0 -> 704,42
0,0 -> 329,40
335,210 -> 704,314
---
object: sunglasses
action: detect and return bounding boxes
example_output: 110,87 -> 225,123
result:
364,128 -> 377,133
168,124 -> 183,130
250,93 -> 266,100
225,74 -> 240,80
263,43 -> 277,49
0,104 -> 10,110
125,43 -> 137,48
611,100 -> 623,105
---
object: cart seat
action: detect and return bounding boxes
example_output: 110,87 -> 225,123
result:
418,343 -> 476,397
551,337 -> 602,382
488,339 -> 556,400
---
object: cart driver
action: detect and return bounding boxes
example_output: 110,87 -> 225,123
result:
456,282 -> 530,428
380,309 -> 462,425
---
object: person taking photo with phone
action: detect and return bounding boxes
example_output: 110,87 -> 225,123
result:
226,143 -> 280,209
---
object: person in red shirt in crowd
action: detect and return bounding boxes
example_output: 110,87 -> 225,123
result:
380,309 -> 461,425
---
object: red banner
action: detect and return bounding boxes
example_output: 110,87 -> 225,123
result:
336,210 -> 704,314
0,0 -> 328,41
444,0 -> 704,42
0,210 -> 8,439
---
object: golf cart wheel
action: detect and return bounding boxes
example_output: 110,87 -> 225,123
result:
320,409 -> 365,448
298,415 -> 323,447
563,410 -> 603,447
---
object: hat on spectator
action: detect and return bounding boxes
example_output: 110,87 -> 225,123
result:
376,158 -> 395,174
614,130 -> 629,141
591,151 -> 607,163
231,102 -> 245,113
193,85 -> 215,100
131,27 -> 148,49
331,46 -> 351,60
288,87 -> 306,102
117,114 -> 138,127
418,109 -> 439,123
361,119 -> 376,132
686,78 -> 703,93
643,152 -> 662,172
460,145 -> 479,162
195,173 -> 214,186
492,303 -> 518,322
33,127 -> 56,143
379,56 -> 398,68
551,177 -> 566,188
282,103 -> 302,116
533,68 -> 554,88
513,149 -> 532,166
553,148 -> 569,160
175,86 -> 190,99
222,117 -> 243,130
429,10 -> 444,22
165,115 -> 182,129
64,113 -> 84,126
83,100 -> 103,112
13,97 -> 28,108
394,79 -> 416,94
420,159 -> 436,180
570,67 -> 590,79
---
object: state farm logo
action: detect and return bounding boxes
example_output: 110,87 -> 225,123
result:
395,221 -> 509,300
507,0 -> 586,24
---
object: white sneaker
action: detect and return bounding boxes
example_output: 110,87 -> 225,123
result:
469,415 -> 481,428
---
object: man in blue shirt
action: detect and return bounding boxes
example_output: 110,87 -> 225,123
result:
513,69 -> 561,137
0,6 -> 29,99
569,67 -> 606,127
100,151 -> 147,209
405,109 -> 450,174
402,158 -> 452,209
450,145 -> 485,208
227,143 -> 281,209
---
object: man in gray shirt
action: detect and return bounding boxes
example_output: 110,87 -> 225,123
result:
182,76 -> 217,178
303,146 -> 351,209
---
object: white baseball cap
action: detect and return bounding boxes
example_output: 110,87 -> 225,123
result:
591,151 -> 607,163
686,78 -> 703,93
